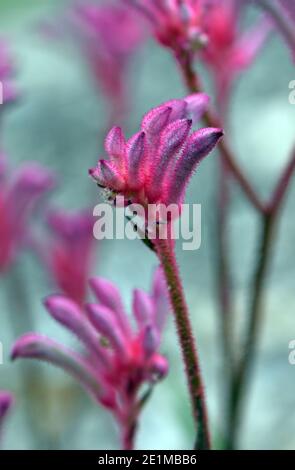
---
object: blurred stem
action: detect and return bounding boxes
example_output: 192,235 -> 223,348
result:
226,211 -> 275,449
216,159 -> 235,408
178,53 -> 265,213
122,420 -> 137,451
155,236 -> 211,450
226,145 -> 295,449
257,0 -> 295,53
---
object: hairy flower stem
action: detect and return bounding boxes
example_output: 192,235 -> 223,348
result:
155,236 -> 210,450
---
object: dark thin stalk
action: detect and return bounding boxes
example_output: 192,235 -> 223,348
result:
226,211 -> 275,449
178,53 -> 265,214
226,146 -> 295,449
155,236 -> 211,450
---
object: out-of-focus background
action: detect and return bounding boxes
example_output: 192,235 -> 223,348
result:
0,0 -> 295,450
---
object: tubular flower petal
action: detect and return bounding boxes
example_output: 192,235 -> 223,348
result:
166,127 -> 223,204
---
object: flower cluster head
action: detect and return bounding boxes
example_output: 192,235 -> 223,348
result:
44,209 -> 95,305
126,0 -> 207,54
89,93 -> 222,222
200,0 -> 271,110
11,268 -> 169,449
0,155 -> 55,272
0,38 -> 18,105
0,391 -> 14,438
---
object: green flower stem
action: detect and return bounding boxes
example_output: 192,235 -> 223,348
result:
155,236 -> 211,450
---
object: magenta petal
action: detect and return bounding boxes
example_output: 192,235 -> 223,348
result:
133,289 -> 154,329
86,303 -> 128,357
148,118 -> 192,199
89,277 -> 130,335
44,295 -> 108,367
89,160 -> 124,191
11,334 -> 102,401
105,126 -> 125,158
141,105 -> 172,148
126,131 -> 146,188
143,325 -> 159,358
164,99 -> 187,122
166,128 -> 223,204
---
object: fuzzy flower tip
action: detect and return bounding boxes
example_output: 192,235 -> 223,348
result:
11,267 -> 170,448
44,209 -> 96,305
0,159 -> 55,272
0,391 -> 14,435
89,94 -> 222,213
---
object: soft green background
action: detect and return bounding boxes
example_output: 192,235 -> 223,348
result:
1,0 -> 295,449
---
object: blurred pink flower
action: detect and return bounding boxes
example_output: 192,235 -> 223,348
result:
0,38 -> 18,105
11,267 -> 170,449
89,94 -> 222,215
200,0 -> 271,113
126,0 -> 207,54
0,155 -> 55,272
72,2 -> 146,121
0,391 -> 14,439
45,209 -> 95,305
